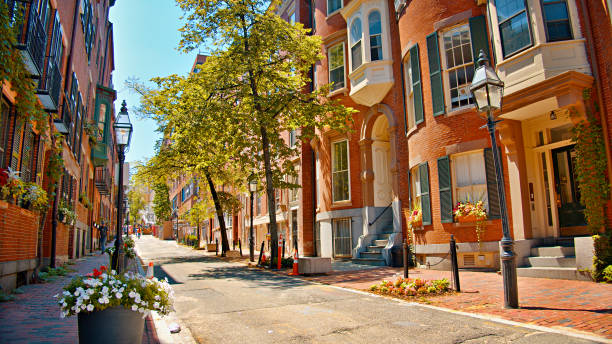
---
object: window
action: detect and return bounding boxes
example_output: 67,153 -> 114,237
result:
368,11 -> 382,61
451,151 -> 488,208
275,189 -> 281,212
256,192 -> 262,215
541,0 -> 572,41
20,124 -> 35,182
332,140 -> 350,202
404,44 -> 423,132
290,175 -> 299,202
289,129 -> 297,147
328,43 -> 345,91
0,99 -> 10,168
442,25 -> 475,110
315,151 -> 321,207
97,103 -> 107,142
410,163 -> 431,225
496,0 -> 532,57
332,218 -> 352,257
327,0 -> 342,15
350,19 -> 363,70
289,10 -> 295,24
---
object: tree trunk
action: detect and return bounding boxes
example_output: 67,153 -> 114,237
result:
204,170 -> 230,255
260,125 -> 278,268
196,222 -> 201,248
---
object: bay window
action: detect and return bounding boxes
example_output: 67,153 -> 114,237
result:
350,18 -> 363,71
496,0 -> 533,57
368,11 -> 382,61
541,0 -> 572,41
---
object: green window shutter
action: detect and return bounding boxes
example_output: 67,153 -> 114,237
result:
10,120 -> 23,171
410,44 -> 424,125
426,32 -> 445,116
419,162 -> 432,225
437,156 -> 453,223
469,15 -> 490,64
484,148 -> 501,219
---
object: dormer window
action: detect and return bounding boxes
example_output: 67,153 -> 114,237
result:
368,11 -> 382,61
350,18 -> 363,70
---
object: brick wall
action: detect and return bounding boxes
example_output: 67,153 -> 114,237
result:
397,1 -> 509,245
576,0 -> 612,226
0,201 -> 39,262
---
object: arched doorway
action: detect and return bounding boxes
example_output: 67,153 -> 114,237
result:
371,115 -> 392,207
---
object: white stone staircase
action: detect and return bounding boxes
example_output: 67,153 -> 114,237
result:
516,243 -> 591,281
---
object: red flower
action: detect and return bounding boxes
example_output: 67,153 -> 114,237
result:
92,268 -> 101,277
0,169 -> 7,187
99,265 -> 107,272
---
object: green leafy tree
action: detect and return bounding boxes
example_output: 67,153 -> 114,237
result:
152,182 -> 172,223
175,0 -> 356,263
127,185 -> 147,229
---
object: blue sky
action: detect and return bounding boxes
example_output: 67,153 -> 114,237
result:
109,1 -> 199,164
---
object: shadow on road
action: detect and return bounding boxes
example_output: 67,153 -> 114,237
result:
188,266 -> 312,290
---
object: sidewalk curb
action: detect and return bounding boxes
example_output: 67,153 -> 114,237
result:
238,261 -> 612,343
325,284 -> 612,344
134,242 -> 198,344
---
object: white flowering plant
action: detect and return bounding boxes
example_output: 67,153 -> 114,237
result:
55,265 -> 174,319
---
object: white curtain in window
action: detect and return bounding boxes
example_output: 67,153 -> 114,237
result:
454,152 -> 487,206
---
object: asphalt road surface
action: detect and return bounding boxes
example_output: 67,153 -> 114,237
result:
135,236 -> 599,344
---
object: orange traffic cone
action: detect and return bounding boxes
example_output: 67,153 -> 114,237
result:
261,252 -> 267,265
146,262 -> 154,279
289,252 -> 299,276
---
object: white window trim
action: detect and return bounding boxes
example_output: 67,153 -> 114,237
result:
331,139 -> 351,203
403,53 -> 415,130
450,149 -> 489,211
327,0 -> 343,16
349,17 -> 363,73
327,42 -> 347,92
367,10 -> 383,62
439,24 -> 476,114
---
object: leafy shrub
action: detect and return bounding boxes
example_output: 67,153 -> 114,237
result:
368,277 -> 451,298
602,265 -> 612,283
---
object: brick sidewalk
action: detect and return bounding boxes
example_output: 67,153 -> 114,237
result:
299,267 -> 612,339
0,252 -> 159,344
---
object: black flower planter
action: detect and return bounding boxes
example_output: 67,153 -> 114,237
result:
78,306 -> 144,344
58,212 -> 65,223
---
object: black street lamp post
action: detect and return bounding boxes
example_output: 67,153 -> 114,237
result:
111,101 -> 133,273
249,177 -> 257,262
469,51 -> 518,308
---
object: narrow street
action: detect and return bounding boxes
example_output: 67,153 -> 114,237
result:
135,236 -> 598,344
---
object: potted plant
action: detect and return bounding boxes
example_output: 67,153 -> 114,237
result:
58,200 -> 77,225
104,236 -> 137,267
407,204 -> 422,229
0,167 -> 26,203
20,182 -> 49,212
453,200 -> 487,223
56,265 -> 174,344
453,200 -> 488,248
79,192 -> 92,209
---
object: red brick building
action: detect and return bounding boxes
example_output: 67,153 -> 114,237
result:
1,0 -> 120,291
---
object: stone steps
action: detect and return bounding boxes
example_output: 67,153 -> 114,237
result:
530,246 -> 575,257
366,245 -> 385,253
516,267 -> 591,281
526,256 -> 576,268
517,241 -> 587,281
352,258 -> 387,266
373,239 -> 388,247
360,251 -> 383,259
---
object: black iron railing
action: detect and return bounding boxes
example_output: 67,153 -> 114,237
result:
16,1 -> 47,76
95,167 -> 111,196
36,59 -> 62,110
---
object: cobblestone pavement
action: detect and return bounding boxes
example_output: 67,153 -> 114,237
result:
0,250 -> 159,344
299,266 -> 612,340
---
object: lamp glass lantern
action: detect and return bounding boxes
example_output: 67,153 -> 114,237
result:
113,101 -> 133,148
249,179 -> 258,193
469,51 -> 504,114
